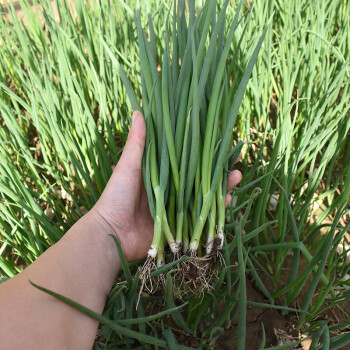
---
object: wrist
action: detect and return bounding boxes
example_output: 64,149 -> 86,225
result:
89,205 -> 132,260
70,209 -> 122,281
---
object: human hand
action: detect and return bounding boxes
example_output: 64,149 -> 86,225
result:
92,111 -> 154,262
91,111 -> 242,262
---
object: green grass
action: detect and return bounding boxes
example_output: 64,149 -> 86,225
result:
0,0 -> 349,348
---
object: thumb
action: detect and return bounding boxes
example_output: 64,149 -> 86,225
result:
117,111 -> 146,173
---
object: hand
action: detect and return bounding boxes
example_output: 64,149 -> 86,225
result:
91,111 -> 242,262
225,156 -> 242,206
92,111 -> 154,262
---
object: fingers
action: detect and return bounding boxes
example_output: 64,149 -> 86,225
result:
225,167 -> 242,207
116,111 -> 146,172
226,169 -> 242,191
226,151 -> 242,191
225,194 -> 232,207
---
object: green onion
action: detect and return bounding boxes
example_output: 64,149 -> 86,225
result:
114,0 -> 267,285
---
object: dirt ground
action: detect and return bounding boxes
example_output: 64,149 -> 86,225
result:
213,256 -> 350,349
214,279 -> 299,349
148,254 -> 350,349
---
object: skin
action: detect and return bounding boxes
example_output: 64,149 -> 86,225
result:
0,111 -> 242,350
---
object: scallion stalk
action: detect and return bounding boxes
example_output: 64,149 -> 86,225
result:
114,0 -> 267,292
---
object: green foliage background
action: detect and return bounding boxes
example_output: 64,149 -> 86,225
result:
0,0 -> 349,348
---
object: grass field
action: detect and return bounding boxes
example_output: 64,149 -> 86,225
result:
0,0 -> 349,348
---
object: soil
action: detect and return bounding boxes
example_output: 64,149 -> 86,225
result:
131,252 -> 350,349
214,279 -> 299,349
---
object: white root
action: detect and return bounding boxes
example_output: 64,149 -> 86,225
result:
189,240 -> 199,252
170,242 -> 179,254
147,245 -> 158,259
206,238 -> 214,255
217,230 -> 224,250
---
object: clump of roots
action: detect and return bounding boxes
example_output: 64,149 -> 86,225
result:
138,241 -> 225,303
171,248 -> 223,299
139,256 -> 157,294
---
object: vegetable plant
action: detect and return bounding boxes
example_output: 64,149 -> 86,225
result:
106,0 -> 268,292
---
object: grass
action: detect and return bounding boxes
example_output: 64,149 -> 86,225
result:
0,0 -> 349,348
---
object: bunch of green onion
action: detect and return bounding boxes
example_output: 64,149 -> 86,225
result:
109,0 -> 267,270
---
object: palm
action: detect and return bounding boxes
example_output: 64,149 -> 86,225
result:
94,165 -> 154,262
93,112 -> 153,262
